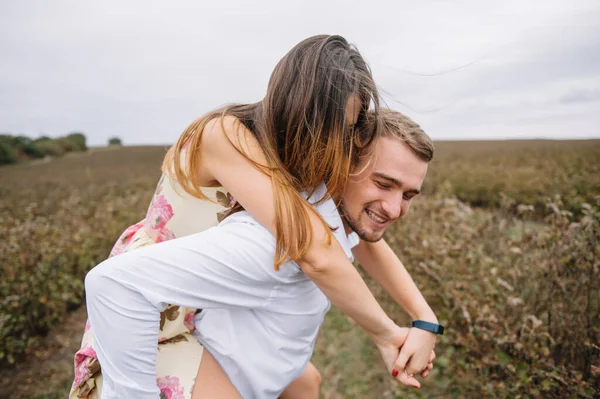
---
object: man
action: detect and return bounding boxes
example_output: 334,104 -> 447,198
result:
85,109 -> 440,398
283,108 -> 438,398
343,108 -> 437,380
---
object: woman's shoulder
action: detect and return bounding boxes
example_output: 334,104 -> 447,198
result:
155,172 -> 226,202
201,114 -> 253,151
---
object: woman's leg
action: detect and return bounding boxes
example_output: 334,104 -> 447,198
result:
191,348 -> 242,399
279,362 -> 321,399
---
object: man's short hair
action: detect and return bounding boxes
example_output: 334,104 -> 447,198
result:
376,108 -> 434,162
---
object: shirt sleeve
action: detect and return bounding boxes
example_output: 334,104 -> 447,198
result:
85,218 -> 279,398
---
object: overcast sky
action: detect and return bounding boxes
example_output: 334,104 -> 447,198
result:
1,0 -> 599,145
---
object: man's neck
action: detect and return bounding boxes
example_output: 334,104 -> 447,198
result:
336,205 -> 353,235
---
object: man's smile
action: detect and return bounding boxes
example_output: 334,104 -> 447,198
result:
365,207 -> 388,225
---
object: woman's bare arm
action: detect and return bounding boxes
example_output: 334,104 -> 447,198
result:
199,116 -> 397,343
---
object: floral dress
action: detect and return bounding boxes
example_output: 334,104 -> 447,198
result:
70,174 -> 234,399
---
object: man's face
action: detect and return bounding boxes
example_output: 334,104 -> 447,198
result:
339,137 -> 429,242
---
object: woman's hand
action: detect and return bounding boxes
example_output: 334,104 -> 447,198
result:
371,325 -> 422,388
393,327 -> 437,380
372,324 -> 436,388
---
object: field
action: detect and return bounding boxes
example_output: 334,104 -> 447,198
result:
0,140 -> 599,398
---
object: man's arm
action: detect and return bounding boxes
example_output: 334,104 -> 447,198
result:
352,239 -> 437,322
352,238 -> 438,378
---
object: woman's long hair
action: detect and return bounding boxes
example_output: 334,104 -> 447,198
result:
163,35 -> 380,270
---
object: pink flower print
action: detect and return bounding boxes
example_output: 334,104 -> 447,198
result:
228,193 -> 237,208
157,376 -> 185,399
110,221 -> 144,256
74,343 -> 97,364
72,343 -> 98,387
72,359 -> 89,388
184,310 -> 196,333
146,195 -> 175,241
84,319 -> 91,332
155,227 -> 176,243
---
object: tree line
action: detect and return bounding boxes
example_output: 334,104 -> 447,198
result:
0,133 -> 122,165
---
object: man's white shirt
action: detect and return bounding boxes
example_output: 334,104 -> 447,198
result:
85,184 -> 358,398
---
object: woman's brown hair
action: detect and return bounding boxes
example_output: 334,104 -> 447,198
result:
163,35 -> 380,270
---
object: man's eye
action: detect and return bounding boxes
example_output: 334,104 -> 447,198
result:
376,181 -> 391,190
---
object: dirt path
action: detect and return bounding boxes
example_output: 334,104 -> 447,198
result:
0,306 -> 88,399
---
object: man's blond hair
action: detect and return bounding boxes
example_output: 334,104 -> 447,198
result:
376,108 -> 434,162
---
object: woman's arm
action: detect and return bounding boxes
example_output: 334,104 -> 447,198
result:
352,238 -> 438,378
200,117 -> 400,348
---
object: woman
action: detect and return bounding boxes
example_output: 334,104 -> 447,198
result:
71,35 -> 437,398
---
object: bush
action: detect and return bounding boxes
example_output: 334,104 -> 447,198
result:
108,137 -> 122,146
425,140 -> 600,218
0,147 -> 163,367
1,142 -> 598,398
0,133 -> 87,165
66,132 -> 87,151
34,139 -> 66,157
13,136 -> 45,159
0,141 -> 17,165
380,194 -> 600,397
54,137 -> 78,153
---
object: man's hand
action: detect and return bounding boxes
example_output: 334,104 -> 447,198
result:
393,327 -> 437,380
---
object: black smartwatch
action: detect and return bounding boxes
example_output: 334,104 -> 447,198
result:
412,320 -> 444,335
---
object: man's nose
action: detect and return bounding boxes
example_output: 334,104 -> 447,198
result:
382,198 -> 403,220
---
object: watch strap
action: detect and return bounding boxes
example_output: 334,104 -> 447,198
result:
412,320 -> 444,335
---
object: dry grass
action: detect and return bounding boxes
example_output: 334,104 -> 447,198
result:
1,141 -> 598,398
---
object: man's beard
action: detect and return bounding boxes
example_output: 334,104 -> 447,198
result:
338,200 -> 383,243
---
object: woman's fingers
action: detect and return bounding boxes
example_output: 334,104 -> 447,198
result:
396,369 -> 421,388
392,349 -> 411,378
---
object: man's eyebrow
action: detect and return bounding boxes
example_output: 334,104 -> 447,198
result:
373,172 -> 421,194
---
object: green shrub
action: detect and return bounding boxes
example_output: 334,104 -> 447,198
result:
379,194 -> 600,398
55,137 -> 78,153
66,132 -> 87,151
0,146 -> 163,368
1,143 -> 598,398
108,137 -> 122,146
34,140 -> 66,157
426,140 -> 600,218
15,136 -> 46,159
0,141 -> 17,165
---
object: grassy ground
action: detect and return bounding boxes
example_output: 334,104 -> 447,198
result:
1,142 -> 598,398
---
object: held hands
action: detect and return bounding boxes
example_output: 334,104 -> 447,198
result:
393,326 -> 437,383
372,323 -> 436,389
